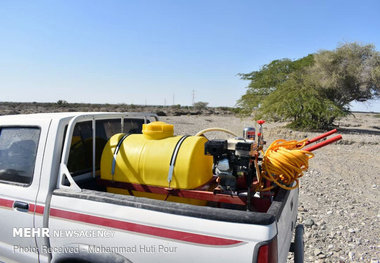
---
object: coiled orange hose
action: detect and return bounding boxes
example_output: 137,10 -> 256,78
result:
259,138 -> 314,191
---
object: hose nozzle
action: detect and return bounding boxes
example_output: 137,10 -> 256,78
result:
257,120 -> 265,146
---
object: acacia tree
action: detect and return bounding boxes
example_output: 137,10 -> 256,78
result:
193,101 -> 209,110
310,43 -> 380,106
238,43 -> 380,129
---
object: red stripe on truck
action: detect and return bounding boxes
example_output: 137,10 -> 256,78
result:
0,197 -> 14,208
29,203 -> 45,214
0,197 -> 44,214
0,197 -> 243,246
50,207 -> 243,246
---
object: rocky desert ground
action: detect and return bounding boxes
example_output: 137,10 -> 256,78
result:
1,103 -> 379,262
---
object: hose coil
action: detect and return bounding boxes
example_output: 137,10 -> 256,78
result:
260,138 -> 314,191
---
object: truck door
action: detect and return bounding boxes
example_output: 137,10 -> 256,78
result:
0,119 -> 51,262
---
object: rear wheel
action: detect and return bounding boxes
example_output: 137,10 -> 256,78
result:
293,224 -> 304,263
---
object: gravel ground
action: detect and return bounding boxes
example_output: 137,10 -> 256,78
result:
161,113 -> 380,263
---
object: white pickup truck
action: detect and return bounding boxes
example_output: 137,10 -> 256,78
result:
0,112 -> 304,263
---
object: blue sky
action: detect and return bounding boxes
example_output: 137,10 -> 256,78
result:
0,0 -> 379,111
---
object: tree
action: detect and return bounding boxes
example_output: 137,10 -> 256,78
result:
57,100 -> 68,105
193,101 -> 209,110
257,72 -> 346,129
238,43 -> 380,129
238,55 -> 314,115
309,43 -> 380,106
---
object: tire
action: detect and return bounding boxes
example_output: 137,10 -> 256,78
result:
293,224 -> 304,263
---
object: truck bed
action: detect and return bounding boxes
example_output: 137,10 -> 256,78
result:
53,188 -> 281,225
48,183 -> 298,263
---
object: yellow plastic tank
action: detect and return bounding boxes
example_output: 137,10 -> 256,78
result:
100,121 -> 213,205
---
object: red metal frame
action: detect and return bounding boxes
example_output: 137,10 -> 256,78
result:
96,179 -> 271,211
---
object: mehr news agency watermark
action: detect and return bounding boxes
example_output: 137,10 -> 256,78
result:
12,227 -> 178,254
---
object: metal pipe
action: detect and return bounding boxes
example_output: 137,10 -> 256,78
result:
304,135 -> 342,151
305,129 -> 337,146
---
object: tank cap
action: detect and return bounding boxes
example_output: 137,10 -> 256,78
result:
142,121 -> 174,140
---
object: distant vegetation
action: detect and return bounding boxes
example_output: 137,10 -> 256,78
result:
193,101 -> 209,110
238,42 -> 380,130
0,101 -> 235,116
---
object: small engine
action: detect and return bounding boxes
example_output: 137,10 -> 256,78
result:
205,137 -> 259,194
204,124 -> 266,199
